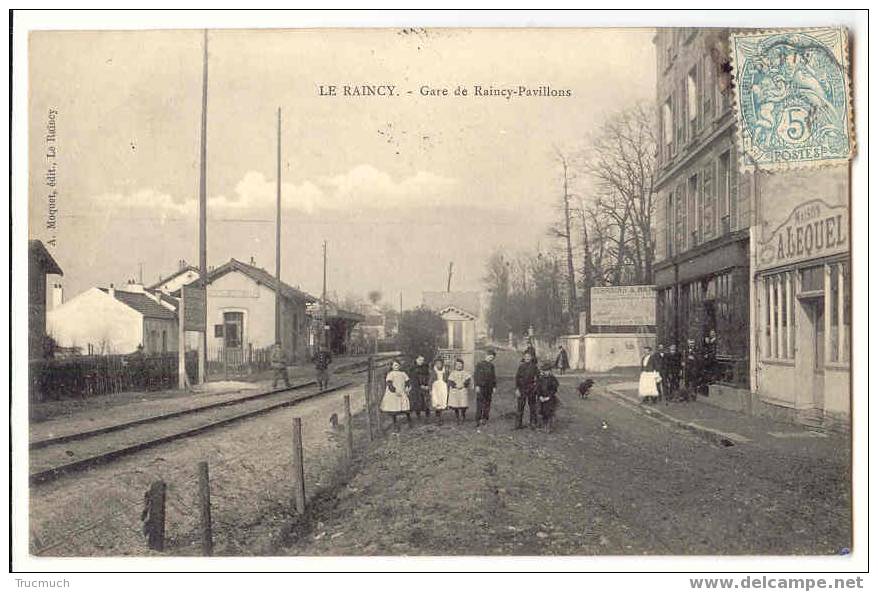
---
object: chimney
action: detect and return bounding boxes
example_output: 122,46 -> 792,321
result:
126,281 -> 145,293
51,283 -> 64,309
109,283 -> 115,298
249,256 -> 256,266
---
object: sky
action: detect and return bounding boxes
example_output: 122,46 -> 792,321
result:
28,28 -> 656,308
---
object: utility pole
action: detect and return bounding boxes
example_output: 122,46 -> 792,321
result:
447,261 -> 453,292
275,107 -> 282,347
197,29 -> 209,385
322,240 -> 327,348
138,262 -> 143,285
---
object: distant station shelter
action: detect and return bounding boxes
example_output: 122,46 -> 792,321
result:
579,285 -> 657,372
423,291 -> 482,371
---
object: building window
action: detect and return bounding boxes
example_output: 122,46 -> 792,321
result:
687,66 -> 698,136
702,163 -> 715,240
702,53 -> 714,125
223,311 -> 244,349
677,80 -> 687,146
729,150 -> 739,230
162,329 -> 167,353
761,272 -> 796,360
688,174 -> 699,247
675,184 -> 686,254
717,152 -> 730,235
662,98 -> 673,159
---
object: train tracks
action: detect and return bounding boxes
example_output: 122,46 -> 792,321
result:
30,357 -> 392,486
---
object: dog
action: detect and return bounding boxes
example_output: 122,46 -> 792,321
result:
577,379 -> 594,400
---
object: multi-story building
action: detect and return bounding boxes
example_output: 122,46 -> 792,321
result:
652,28 -> 751,391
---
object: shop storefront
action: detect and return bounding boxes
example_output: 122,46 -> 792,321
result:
753,168 -> 851,430
655,231 -> 750,389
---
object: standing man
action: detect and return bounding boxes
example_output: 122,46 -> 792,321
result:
312,344 -> 332,391
514,350 -> 540,430
665,343 -> 682,400
271,341 -> 290,389
555,344 -> 570,375
655,343 -> 669,403
683,338 -> 700,402
524,338 -> 538,363
474,350 -> 498,427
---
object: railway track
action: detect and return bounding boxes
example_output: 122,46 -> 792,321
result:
30,357 -> 392,486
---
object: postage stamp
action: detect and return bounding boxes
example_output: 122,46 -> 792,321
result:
730,28 -> 853,171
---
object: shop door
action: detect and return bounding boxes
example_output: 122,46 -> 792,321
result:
801,296 -> 825,411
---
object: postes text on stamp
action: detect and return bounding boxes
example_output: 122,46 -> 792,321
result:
730,28 -> 852,171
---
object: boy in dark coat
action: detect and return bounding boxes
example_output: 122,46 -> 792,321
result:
473,350 -> 497,427
536,361 -> 560,433
514,350 -> 539,430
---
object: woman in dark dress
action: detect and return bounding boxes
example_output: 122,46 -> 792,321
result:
408,354 -> 432,420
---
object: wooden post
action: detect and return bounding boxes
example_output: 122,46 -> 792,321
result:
364,381 -> 374,442
343,394 -> 354,460
178,289 -> 187,390
142,480 -> 166,551
291,417 -> 306,514
197,461 -> 213,556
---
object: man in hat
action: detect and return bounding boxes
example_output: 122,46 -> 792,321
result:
312,345 -> 332,391
271,342 -> 290,389
473,349 -> 497,427
514,350 -> 540,430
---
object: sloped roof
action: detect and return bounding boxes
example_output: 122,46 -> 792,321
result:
208,259 -> 317,304
29,240 -> 63,276
99,288 -> 177,320
437,305 -> 477,320
422,291 -> 480,318
147,264 -> 199,290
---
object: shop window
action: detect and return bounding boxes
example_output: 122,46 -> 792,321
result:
761,272 -> 796,360
827,262 -> 850,365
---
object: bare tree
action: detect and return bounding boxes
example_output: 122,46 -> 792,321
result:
548,146 -> 579,332
583,103 -> 657,284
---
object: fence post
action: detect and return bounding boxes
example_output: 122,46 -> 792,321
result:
291,417 -> 306,515
197,461 -> 214,556
364,381 -> 374,442
343,394 -> 354,461
141,480 -> 166,551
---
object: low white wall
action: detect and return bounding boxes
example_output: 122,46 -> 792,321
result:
583,333 -> 655,373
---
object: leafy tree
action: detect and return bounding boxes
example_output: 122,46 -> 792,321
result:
397,307 -> 445,364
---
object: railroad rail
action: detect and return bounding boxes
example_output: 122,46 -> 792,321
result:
30,356 -> 393,486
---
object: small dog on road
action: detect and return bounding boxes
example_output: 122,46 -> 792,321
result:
577,379 -> 594,400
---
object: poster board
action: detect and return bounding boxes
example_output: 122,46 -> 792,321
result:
590,285 -> 656,326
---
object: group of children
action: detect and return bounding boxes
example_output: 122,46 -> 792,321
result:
379,348 -> 562,433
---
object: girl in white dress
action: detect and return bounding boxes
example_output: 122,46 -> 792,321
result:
381,360 -> 412,428
447,358 -> 473,424
430,358 -> 449,425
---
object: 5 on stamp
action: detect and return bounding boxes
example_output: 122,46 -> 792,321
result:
730,28 -> 853,170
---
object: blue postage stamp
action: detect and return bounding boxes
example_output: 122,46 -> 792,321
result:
730,28 -> 853,171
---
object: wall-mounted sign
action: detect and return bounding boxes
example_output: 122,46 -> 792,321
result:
590,285 -> 656,326
182,285 -> 207,332
758,199 -> 848,270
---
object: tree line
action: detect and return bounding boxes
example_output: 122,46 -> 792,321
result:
484,103 -> 657,342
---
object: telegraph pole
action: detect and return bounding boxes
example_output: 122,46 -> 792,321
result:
197,29 -> 209,385
447,261 -> 453,292
322,240 -> 328,348
275,107 -> 282,346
